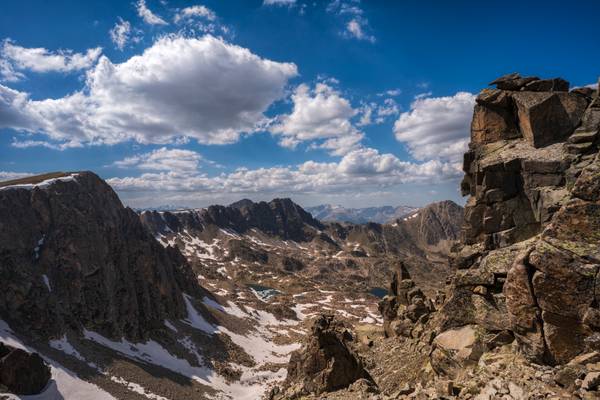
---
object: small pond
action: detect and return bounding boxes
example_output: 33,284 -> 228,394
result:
247,283 -> 281,300
369,287 -> 388,298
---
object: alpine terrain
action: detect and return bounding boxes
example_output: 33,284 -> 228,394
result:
0,72 -> 599,400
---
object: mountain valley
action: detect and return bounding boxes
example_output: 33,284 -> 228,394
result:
0,73 -> 599,400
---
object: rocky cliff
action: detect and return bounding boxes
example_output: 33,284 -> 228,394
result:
0,171 -> 204,341
447,74 -> 600,366
305,74 -> 600,399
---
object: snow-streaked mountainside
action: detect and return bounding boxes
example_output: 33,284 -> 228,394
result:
135,204 -> 191,212
306,204 -> 419,224
0,172 -> 463,399
137,202 -> 419,225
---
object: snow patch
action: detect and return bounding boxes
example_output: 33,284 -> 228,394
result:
182,294 -> 218,334
110,376 -> 169,400
42,274 -> 51,291
0,174 -> 79,191
164,320 -> 178,332
0,320 -> 115,400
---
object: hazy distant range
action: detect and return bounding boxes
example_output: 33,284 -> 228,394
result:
305,204 -> 419,224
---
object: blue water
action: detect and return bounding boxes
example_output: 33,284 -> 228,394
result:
247,283 -> 280,300
369,287 -> 388,298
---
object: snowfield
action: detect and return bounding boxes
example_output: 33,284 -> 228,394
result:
0,320 -> 115,400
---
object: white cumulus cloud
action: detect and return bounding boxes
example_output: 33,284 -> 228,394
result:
394,92 -> 476,162
109,18 -> 131,50
174,5 -> 216,23
136,0 -> 168,25
270,83 -> 363,155
107,147 -> 462,199
114,147 -> 202,173
0,35 -> 298,148
0,40 -> 101,80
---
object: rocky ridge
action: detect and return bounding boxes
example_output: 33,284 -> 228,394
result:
140,199 -> 463,297
142,197 -> 324,243
273,73 -> 600,399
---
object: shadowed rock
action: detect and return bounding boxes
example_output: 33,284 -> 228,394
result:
281,314 -> 374,397
0,171 -> 205,341
0,345 -> 51,395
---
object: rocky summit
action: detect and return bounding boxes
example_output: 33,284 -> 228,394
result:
458,74 -> 600,366
0,74 -> 599,399
0,171 -> 204,341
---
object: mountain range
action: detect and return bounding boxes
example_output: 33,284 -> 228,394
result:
1,73 -> 599,400
0,171 -> 463,399
137,202 -> 421,225
304,204 -> 420,224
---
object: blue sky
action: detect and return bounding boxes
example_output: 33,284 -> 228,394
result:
1,0 -> 599,208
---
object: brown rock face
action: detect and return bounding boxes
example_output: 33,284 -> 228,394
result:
513,91 -> 588,148
0,171 -> 204,341
451,73 -> 600,366
0,344 -> 51,395
524,78 -> 569,92
283,315 -> 373,396
470,104 -> 516,145
471,73 -> 588,148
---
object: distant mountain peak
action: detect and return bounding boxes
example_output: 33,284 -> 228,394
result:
229,198 -> 254,209
306,204 -> 419,224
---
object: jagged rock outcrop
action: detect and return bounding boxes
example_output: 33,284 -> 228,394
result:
471,73 -> 588,148
0,343 -> 51,395
0,171 -> 204,341
273,314 -> 374,398
379,262 -> 435,339
141,198 -> 324,242
444,74 -> 600,367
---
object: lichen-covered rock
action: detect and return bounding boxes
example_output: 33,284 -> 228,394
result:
455,73 -> 600,366
430,325 -> 486,379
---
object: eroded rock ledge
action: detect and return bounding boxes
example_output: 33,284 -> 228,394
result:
450,74 -> 600,367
